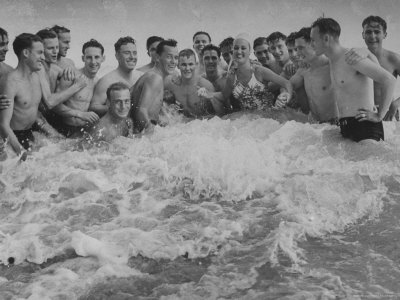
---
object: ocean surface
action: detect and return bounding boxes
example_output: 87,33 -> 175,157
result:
1,109 -> 400,299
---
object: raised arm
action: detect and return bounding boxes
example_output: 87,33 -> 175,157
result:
0,77 -> 24,155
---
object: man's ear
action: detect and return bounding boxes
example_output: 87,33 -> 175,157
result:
22,49 -> 29,58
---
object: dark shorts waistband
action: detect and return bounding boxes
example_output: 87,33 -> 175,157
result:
339,117 -> 384,142
13,128 -> 34,150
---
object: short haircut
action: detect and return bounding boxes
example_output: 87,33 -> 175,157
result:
179,48 -> 196,62
82,39 -> 104,55
266,32 -> 287,44
106,81 -> 130,100
201,44 -> 221,57
294,27 -> 311,43
286,32 -> 297,46
0,27 -> 8,39
36,28 -> 58,41
193,31 -> 211,43
13,33 -> 43,57
156,39 -> 177,56
311,18 -> 341,38
51,25 -> 70,35
253,37 -> 268,49
219,37 -> 234,49
114,36 -> 135,52
146,36 -> 164,51
362,15 -> 387,32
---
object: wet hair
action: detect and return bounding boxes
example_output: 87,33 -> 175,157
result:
294,27 -> 311,43
156,39 -> 177,56
13,33 -> 43,57
201,44 -> 221,57
36,28 -> 58,41
146,36 -> 164,51
114,36 -> 136,52
0,27 -> 8,39
106,81 -> 130,100
193,31 -> 211,43
253,37 -> 268,49
286,32 -> 297,46
51,25 -> 70,35
179,48 -> 197,62
362,15 -> 387,32
82,39 -> 104,55
219,37 -> 234,49
311,18 -> 341,38
266,32 -> 287,44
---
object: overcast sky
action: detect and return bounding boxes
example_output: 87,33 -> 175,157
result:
2,0 -> 400,70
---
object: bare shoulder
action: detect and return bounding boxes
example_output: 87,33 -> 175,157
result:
198,76 -> 214,89
386,49 -> 400,65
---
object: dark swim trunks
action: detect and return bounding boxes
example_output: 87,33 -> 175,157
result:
13,128 -> 34,150
339,117 -> 384,142
58,124 -> 86,138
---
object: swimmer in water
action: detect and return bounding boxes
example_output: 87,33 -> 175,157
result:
165,48 -> 224,118
310,17 -> 396,142
86,82 -> 132,142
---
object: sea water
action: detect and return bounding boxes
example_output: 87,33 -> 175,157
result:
1,110 -> 400,299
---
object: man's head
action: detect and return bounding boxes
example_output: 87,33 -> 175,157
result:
286,31 -> 300,63
310,18 -> 341,56
36,29 -> 59,63
266,31 -> 289,63
146,36 -> 164,63
253,37 -> 271,66
51,25 -> 71,58
114,36 -> 137,71
178,48 -> 197,79
294,27 -> 315,63
362,16 -> 387,50
193,31 -> 211,56
82,39 -> 105,77
106,82 -> 131,119
13,33 -> 44,71
0,27 -> 9,62
219,37 -> 234,65
156,39 -> 178,75
202,44 -> 221,74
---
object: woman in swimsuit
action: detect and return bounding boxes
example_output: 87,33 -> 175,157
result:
223,34 -> 293,111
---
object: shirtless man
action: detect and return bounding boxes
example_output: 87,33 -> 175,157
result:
266,32 -> 292,76
219,37 -> 234,65
310,17 -> 396,142
253,37 -> 278,72
0,33 -> 48,156
346,16 -> 400,120
201,44 -> 227,92
51,25 -> 75,69
130,39 -> 178,132
0,28 -> 13,110
288,27 -> 336,122
165,48 -> 223,118
137,36 -> 164,73
53,39 -> 104,137
90,36 -> 143,117
87,82 -> 132,142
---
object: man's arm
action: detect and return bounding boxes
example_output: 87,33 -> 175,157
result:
353,59 -> 396,121
385,52 -> 400,120
39,70 -> 86,109
89,77 -> 109,117
0,78 -> 24,155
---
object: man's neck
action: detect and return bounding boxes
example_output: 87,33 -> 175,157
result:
16,62 -> 34,77
117,65 -> 133,78
205,69 -> 219,81
82,67 -> 96,79
367,44 -> 384,57
181,74 -> 198,85
325,42 -> 344,61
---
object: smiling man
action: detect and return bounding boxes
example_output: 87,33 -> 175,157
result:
90,36 -> 143,117
0,28 -> 12,82
51,25 -> 75,69
52,39 -> 105,137
130,39 -> 179,132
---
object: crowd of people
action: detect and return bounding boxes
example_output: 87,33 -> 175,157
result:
0,15 -> 399,161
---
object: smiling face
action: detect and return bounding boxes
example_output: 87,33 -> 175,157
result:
295,37 -> 315,63
158,45 -> 179,76
0,35 -> 9,62
116,43 -> 137,71
268,38 -> 289,63
27,41 -> 45,71
310,27 -> 326,57
82,46 -> 104,77
193,34 -> 210,56
362,21 -> 386,50
254,43 -> 270,66
203,49 -> 220,73
220,44 -> 233,65
233,38 -> 250,64
109,89 -> 131,119
178,55 -> 196,79
42,37 -> 59,63
57,32 -> 71,57
287,43 -> 300,63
